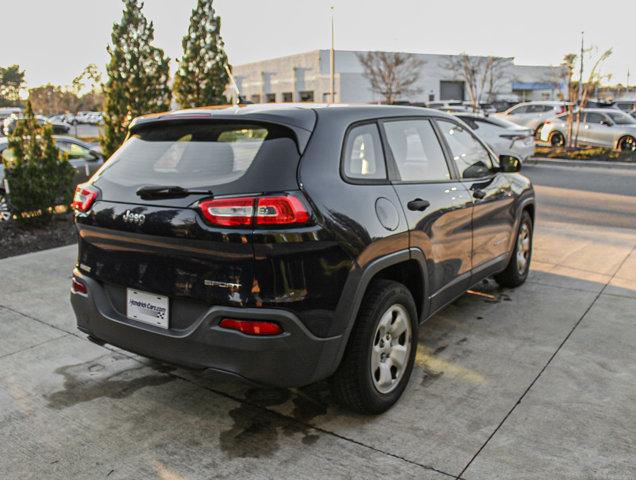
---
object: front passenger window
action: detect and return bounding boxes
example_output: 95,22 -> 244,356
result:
436,120 -> 494,179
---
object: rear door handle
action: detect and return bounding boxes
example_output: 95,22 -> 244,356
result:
407,198 -> 430,211
472,189 -> 486,199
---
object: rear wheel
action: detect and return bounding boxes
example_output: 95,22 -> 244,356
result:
549,131 -> 565,147
617,135 -> 636,152
494,211 -> 533,288
0,191 -> 11,222
330,279 -> 417,414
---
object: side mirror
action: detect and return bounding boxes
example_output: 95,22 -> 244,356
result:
499,155 -> 521,173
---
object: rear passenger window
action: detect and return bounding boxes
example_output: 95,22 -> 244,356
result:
436,120 -> 494,179
383,120 -> 450,182
343,123 -> 386,181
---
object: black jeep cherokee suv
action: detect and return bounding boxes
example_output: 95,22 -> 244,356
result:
70,104 -> 534,414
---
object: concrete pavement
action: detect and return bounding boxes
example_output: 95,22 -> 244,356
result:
1,165 -> 635,479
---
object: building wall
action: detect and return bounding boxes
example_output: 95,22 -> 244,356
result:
230,50 -> 564,104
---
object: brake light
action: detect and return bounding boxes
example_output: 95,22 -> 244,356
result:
198,195 -> 310,227
71,184 -> 99,213
219,318 -> 283,336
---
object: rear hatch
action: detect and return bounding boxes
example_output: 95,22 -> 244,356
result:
76,119 -> 307,319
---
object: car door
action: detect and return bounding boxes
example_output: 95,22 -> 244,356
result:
582,112 -> 615,147
435,119 -> 516,278
381,117 -> 474,313
56,140 -> 102,184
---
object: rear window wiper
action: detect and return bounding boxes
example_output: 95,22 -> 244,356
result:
136,185 -> 214,200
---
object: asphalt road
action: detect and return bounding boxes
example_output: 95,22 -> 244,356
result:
523,163 -> 636,229
0,164 -> 634,479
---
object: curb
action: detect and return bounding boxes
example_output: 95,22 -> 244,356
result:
526,157 -> 636,170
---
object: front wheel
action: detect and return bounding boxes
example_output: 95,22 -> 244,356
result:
549,131 -> 565,147
494,211 -> 533,288
0,192 -> 11,222
330,279 -> 418,414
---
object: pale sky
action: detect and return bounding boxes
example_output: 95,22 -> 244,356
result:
1,0 -> 634,88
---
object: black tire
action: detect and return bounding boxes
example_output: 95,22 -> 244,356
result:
330,279 -> 418,415
494,211 -> 533,288
617,135 -> 636,152
549,131 -> 565,147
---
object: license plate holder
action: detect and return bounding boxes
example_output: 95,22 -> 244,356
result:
126,288 -> 169,329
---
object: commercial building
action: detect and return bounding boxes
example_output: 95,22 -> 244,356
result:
230,50 -> 567,105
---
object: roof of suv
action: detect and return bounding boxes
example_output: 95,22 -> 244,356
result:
130,103 -> 453,133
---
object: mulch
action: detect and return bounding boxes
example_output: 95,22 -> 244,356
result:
0,215 -> 77,260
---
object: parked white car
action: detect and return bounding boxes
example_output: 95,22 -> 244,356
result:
455,113 -> 535,161
494,101 -> 570,136
540,108 -> 636,151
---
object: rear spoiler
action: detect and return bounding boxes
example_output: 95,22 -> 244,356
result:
128,111 -> 315,154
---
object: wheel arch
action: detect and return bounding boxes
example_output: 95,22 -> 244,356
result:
327,249 -> 429,376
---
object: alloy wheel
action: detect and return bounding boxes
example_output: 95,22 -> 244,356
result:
370,304 -> 412,394
516,222 -> 531,275
550,132 -> 565,147
0,194 -> 11,222
619,136 -> 636,152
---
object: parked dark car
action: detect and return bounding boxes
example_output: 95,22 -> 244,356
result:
0,136 -> 104,221
70,105 -> 535,413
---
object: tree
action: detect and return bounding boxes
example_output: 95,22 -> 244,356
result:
0,65 -> 26,107
29,84 -> 81,116
72,64 -> 104,111
561,53 -> 577,148
356,51 -> 424,104
2,102 -> 74,226
443,54 -> 510,110
174,0 -> 230,108
101,0 -> 171,157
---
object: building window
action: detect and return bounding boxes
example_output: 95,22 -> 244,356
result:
282,92 -> 293,102
250,94 -> 261,103
299,91 -> 314,102
265,93 -> 276,103
440,81 -> 465,101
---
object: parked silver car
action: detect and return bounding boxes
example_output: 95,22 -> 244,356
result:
494,101 -> 570,136
455,113 -> 535,161
0,136 -> 104,221
540,109 -> 636,151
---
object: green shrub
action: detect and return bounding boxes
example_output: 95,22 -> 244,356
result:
2,103 -> 75,226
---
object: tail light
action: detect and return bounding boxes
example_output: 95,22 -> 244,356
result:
219,318 -> 283,336
71,184 -> 99,213
199,195 -> 310,227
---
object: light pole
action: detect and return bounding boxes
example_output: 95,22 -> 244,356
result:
330,6 -> 335,104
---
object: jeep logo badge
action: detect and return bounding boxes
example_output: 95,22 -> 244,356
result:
122,210 -> 146,225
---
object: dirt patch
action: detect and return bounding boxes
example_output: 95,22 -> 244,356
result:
0,215 -> 77,260
535,145 -> 636,162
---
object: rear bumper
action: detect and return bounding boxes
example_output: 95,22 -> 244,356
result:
70,270 -> 343,387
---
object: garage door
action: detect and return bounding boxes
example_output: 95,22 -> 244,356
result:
440,81 -> 465,101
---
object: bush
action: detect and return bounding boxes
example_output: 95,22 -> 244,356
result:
2,103 -> 75,226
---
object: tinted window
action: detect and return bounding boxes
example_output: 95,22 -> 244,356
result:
605,111 -> 636,125
436,120 -> 494,179
343,123 -> 386,180
509,105 -> 528,114
97,123 -> 281,189
584,112 -> 606,124
384,120 -> 450,182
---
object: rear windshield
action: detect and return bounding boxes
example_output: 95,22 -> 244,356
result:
93,121 -> 302,203
99,123 -> 288,188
